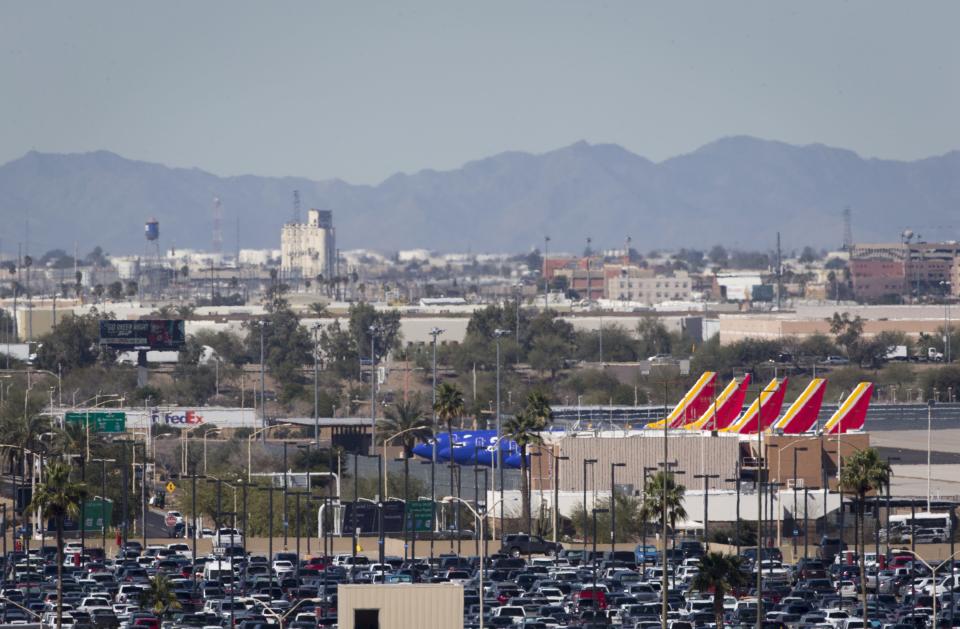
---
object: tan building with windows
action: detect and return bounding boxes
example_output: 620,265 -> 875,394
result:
606,267 -> 691,304
280,208 -> 336,281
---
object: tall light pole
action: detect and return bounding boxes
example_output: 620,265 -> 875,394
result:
582,459 -> 597,551
494,328 -> 508,536
543,235 -> 550,311
585,236 -> 592,303
369,324 -> 378,454
429,326 -> 444,545
610,462 -> 625,554
442,496 -> 503,629
257,320 -> 266,432
312,323 -> 322,446
927,397 -> 936,511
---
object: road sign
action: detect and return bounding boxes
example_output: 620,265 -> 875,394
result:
406,499 -> 434,533
165,481 -> 176,494
65,411 -> 126,434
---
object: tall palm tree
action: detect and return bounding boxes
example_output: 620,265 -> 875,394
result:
640,471 -> 687,544
140,574 -> 181,618
525,390 -> 552,426
840,447 -> 892,625
377,396 -> 431,501
434,383 -> 465,533
503,411 -> 545,533
29,461 -> 86,629
0,389 -> 53,475
692,552 -> 747,628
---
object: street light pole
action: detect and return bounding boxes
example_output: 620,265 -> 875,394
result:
582,459 -> 596,552
442,496 -> 503,629
312,323 -> 321,446
494,329 -> 508,536
553,454 -> 569,545
610,463 -> 625,554
693,473 -> 719,551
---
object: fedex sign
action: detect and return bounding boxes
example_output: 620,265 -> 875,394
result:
152,410 -> 205,425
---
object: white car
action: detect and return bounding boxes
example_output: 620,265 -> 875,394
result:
78,597 -> 112,614
271,560 -> 294,575
166,511 -> 185,525
538,587 -> 565,604
823,609 -> 850,628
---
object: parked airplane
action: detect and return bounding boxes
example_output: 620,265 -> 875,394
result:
644,372 -> 718,429
821,382 -> 874,434
683,374 -> 752,431
770,378 -> 827,434
721,377 -> 788,434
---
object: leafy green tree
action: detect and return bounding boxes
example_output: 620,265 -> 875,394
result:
829,312 -> 866,362
799,246 -> 820,264
708,245 -> 728,267
839,449 -> 891,625
244,303 -> 312,405
575,325 -> 639,362
107,281 -> 123,300
503,410 -> 545,533
377,396 -> 432,501
140,574 -> 181,618
692,553 -> 747,627
636,315 -> 672,357
640,471 -> 687,539
29,461 -> 86,629
569,492 -> 645,543
34,310 -> 115,373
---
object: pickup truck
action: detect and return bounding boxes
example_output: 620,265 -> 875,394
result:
498,534 -> 562,558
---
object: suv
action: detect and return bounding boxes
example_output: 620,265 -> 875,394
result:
498,534 -> 562,558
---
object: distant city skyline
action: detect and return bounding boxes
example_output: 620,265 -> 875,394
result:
1,1 -> 958,184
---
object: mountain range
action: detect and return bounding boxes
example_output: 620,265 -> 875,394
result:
1,136 -> 958,256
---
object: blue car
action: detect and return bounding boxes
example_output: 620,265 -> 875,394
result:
634,544 -> 658,565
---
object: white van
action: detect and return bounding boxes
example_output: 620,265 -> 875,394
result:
202,559 -> 233,582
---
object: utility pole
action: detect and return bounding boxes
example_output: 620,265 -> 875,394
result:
693,473 -> 719,551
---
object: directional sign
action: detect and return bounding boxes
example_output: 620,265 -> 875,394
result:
65,411 -> 126,434
165,481 -> 176,494
405,499 -> 434,533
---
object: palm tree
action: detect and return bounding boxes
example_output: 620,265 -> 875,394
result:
434,383 -> 465,535
524,390 -> 552,426
377,396 -> 431,501
640,471 -> 687,545
692,552 -> 747,628
0,389 -> 54,475
839,447 -> 891,625
29,461 -> 86,629
503,411 -> 546,533
140,574 -> 181,618
308,302 -> 329,318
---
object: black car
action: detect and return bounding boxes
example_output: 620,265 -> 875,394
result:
498,534 -> 562,558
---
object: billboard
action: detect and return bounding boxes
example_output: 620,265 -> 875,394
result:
99,320 -> 186,350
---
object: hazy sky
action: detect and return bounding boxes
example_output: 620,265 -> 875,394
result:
2,1 -> 958,184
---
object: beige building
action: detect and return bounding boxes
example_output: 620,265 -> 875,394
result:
280,209 -> 335,281
337,583 -> 463,629
606,267 -> 692,304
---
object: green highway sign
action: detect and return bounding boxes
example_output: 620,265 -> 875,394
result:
405,499 -> 434,533
65,411 -> 127,434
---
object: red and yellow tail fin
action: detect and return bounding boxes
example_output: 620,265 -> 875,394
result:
773,378 -> 827,434
645,372 -> 717,429
721,377 -> 786,434
823,382 -> 873,434
684,374 -> 751,431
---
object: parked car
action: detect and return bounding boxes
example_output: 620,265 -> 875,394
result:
498,534 -> 562,557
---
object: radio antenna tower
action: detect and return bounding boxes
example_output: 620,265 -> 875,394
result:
841,206 -> 853,251
292,190 -> 301,224
212,196 -> 223,255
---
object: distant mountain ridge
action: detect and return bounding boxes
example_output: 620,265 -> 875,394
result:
1,136 -> 958,255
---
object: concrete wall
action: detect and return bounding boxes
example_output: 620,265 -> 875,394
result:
337,583 -> 463,629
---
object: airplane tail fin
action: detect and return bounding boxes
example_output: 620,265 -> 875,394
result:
684,374 -> 751,431
823,382 -> 874,434
773,378 -> 827,434
645,372 -> 717,429
721,378 -> 782,434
